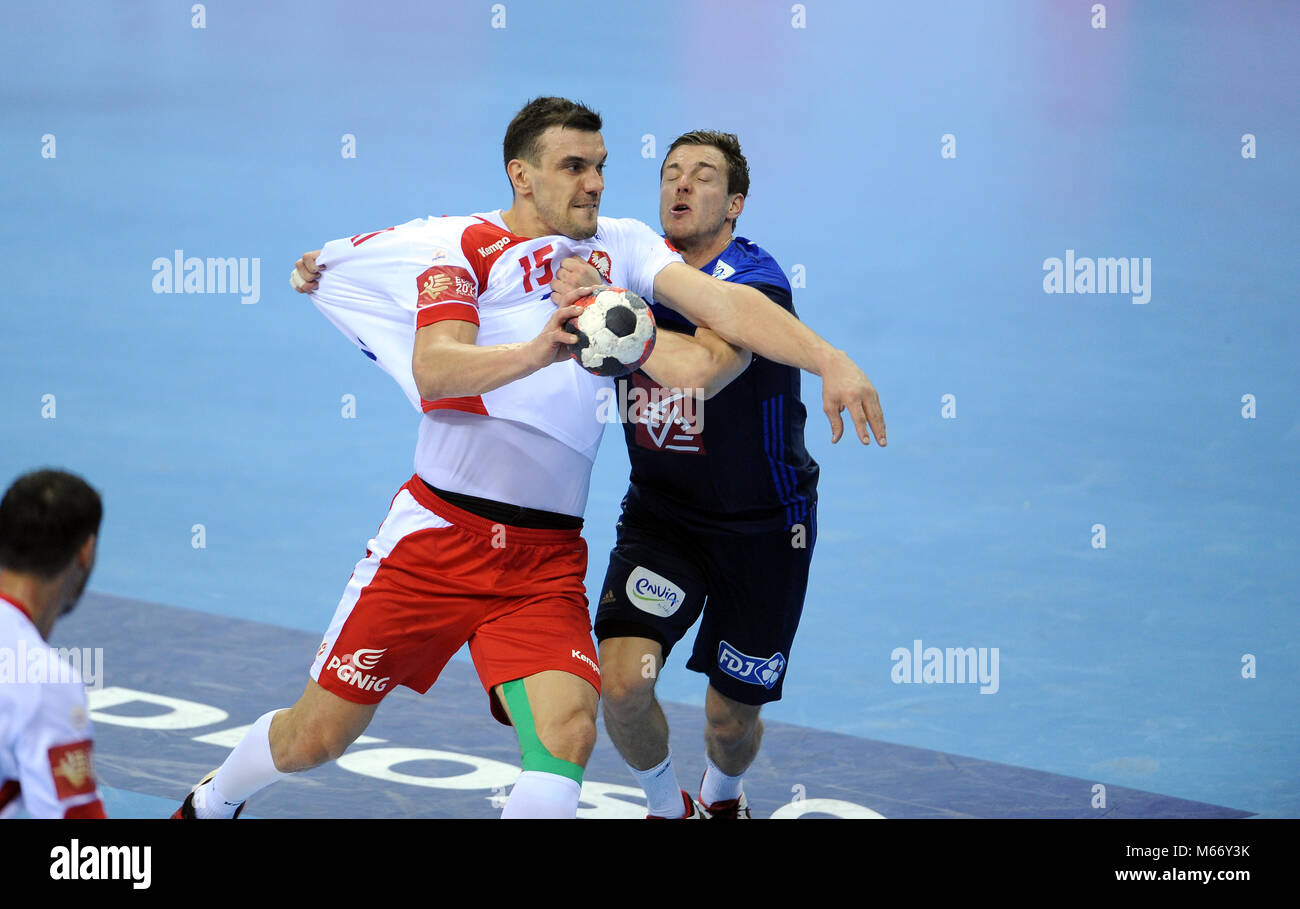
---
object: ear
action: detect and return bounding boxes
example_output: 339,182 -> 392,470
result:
77,534 -> 97,571
727,193 -> 745,223
507,158 -> 531,197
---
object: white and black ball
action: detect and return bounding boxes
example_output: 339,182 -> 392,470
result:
565,287 -> 656,377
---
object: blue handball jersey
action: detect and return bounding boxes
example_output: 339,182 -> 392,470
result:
619,236 -> 818,533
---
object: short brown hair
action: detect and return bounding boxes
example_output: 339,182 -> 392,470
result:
662,130 -> 750,199
503,97 -> 603,180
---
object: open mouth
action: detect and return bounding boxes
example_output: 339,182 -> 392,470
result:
671,203 -> 691,214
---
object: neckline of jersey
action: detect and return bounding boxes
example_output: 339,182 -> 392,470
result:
475,210 -> 531,241
699,235 -> 742,274
0,592 -> 34,624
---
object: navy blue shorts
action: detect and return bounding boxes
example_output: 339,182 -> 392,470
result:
593,499 -> 816,706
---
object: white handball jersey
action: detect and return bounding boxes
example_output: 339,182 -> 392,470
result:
309,211 -> 682,514
0,596 -> 106,819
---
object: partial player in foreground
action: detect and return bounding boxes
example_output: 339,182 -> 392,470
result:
552,131 -> 869,817
196,96 -> 881,819
0,469 -> 107,819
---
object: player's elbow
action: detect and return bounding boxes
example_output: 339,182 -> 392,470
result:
697,354 -> 748,400
697,368 -> 727,401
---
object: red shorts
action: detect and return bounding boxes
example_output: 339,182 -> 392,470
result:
309,476 -> 600,723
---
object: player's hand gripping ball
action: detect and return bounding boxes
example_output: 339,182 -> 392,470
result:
565,287 -> 657,377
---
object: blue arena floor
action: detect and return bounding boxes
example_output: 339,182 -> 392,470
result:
3,1 -> 1297,817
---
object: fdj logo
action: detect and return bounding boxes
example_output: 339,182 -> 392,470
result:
626,566 -> 684,618
717,641 -> 785,689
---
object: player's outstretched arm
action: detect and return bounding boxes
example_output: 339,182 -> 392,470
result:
411,307 -> 582,401
641,328 -> 751,400
652,262 -> 886,446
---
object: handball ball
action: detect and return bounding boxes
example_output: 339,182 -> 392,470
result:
565,287 -> 657,377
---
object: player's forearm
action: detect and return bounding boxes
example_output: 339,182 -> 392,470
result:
641,330 -> 750,400
413,340 -> 539,400
705,282 -> 839,376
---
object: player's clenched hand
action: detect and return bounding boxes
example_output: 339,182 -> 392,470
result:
289,250 -> 323,293
523,304 -> 583,371
821,350 -> 887,446
550,256 -> 603,305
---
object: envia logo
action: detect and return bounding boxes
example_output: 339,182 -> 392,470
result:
625,566 -> 684,618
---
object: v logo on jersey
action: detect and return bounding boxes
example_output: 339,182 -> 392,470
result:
644,397 -> 682,448
630,374 -> 705,455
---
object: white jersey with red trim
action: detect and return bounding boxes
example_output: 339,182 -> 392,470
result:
0,596 -> 106,819
310,211 -> 682,514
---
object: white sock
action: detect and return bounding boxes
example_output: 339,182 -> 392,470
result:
628,751 -> 683,817
500,770 -> 581,818
700,754 -> 743,804
196,710 -> 289,817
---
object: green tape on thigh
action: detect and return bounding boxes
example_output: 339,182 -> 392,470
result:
501,679 -> 585,784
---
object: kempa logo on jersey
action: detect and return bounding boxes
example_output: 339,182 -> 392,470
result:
718,642 -> 786,689
476,235 -> 514,258
571,649 -> 600,675
0,642 -> 103,690
625,566 -> 684,618
712,259 -> 736,280
50,839 -> 151,889
325,648 -> 390,693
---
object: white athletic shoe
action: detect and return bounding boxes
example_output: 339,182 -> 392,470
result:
699,791 -> 750,819
647,789 -> 708,819
171,769 -> 245,819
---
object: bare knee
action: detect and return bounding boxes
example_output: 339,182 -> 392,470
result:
601,670 -> 657,720
598,637 -> 662,720
707,713 -> 762,751
536,704 -> 598,767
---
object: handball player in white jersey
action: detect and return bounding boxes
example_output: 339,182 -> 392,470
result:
1,470 -> 107,819
179,97 -> 883,819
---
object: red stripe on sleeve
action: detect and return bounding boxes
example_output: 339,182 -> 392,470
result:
421,395 -> 488,416
416,302 -> 481,330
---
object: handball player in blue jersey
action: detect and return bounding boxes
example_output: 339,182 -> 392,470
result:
551,131 -> 884,818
